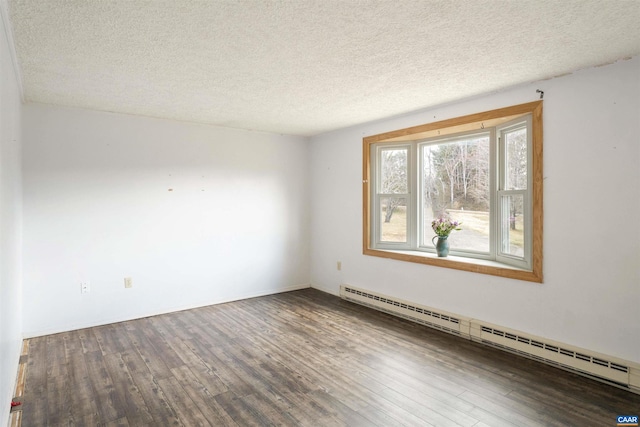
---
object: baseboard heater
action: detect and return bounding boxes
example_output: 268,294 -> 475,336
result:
341,284 -> 640,394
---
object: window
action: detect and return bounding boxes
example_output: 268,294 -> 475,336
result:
363,101 -> 543,282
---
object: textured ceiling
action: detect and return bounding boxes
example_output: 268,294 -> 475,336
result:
6,0 -> 640,136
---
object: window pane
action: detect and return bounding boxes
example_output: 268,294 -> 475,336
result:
422,135 -> 490,253
500,194 -> 525,257
380,148 -> 407,194
380,197 -> 407,242
505,128 -> 527,190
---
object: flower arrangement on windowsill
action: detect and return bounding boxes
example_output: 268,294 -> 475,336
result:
431,217 -> 462,257
431,217 -> 462,237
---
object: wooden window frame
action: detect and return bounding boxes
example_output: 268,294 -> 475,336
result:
363,101 -> 543,283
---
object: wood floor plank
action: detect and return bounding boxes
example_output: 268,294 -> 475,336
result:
64,352 -> 101,426
460,389 -> 549,427
466,404 -> 533,427
120,352 -> 182,426
241,392 -> 301,426
157,376 -> 213,427
149,316 -> 205,366
170,365 -> 236,426
103,416 -> 130,427
19,289 -> 640,426
249,385 -> 333,427
184,336 -> 257,397
45,368 -> 72,426
84,350 -> 126,422
23,337 -> 48,425
503,388 -> 606,427
102,352 -> 155,424
78,328 -> 101,354
356,404 -> 415,427
308,389 -> 387,427
122,322 -> 175,381
45,334 -> 67,379
356,398 -> 434,427
61,330 -> 81,361
137,317 -> 186,370
93,323 -> 134,356
212,391 -> 269,427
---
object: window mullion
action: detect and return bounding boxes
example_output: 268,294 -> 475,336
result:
409,143 -> 418,249
489,128 -> 497,259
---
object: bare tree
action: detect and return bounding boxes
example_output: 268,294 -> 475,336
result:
505,129 -> 527,229
380,149 -> 407,222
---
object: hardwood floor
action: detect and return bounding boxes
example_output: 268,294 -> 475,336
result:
19,289 -> 640,426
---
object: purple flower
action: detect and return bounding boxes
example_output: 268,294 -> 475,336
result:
432,216 -> 463,237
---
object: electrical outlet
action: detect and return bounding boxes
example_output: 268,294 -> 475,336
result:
80,282 -> 90,294
337,261 -> 342,271
124,277 -> 133,288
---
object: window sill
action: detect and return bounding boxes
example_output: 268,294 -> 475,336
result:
364,247 -> 542,283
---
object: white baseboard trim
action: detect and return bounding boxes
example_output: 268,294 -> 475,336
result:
23,283 -> 311,338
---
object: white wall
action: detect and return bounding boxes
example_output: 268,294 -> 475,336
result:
22,105 -> 310,336
0,7 -> 22,427
310,57 -> 640,363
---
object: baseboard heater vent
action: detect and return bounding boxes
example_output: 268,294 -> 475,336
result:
473,324 -> 632,386
340,284 -> 640,394
341,285 -> 470,338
